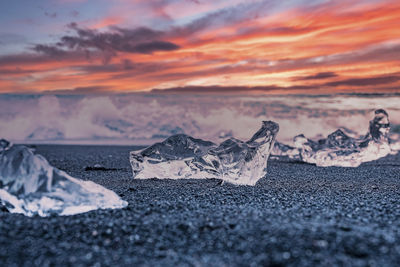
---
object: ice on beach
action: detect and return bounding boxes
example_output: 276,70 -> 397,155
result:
0,140 -> 127,217
272,142 -> 300,160
130,121 -> 279,185
274,109 -> 392,167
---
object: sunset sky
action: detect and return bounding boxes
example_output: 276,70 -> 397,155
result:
1,0 -> 400,94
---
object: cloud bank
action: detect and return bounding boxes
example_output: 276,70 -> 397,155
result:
1,94 -> 400,145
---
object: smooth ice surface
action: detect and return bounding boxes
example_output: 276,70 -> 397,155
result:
130,121 -> 279,185
273,109 -> 393,167
0,140 -> 127,217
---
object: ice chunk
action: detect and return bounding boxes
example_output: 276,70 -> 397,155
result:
271,142 -> 300,160
0,141 -> 127,217
293,109 -> 391,167
130,121 -> 279,185
130,134 -> 217,178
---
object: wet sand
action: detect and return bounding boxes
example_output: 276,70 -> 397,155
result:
1,144 -> 400,266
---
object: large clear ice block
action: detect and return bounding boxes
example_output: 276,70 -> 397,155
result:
130,121 -> 279,185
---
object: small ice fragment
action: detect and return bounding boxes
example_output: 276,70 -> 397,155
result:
130,121 -> 279,185
0,141 -> 127,217
294,109 -> 392,167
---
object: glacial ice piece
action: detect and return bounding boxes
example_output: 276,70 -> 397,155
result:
271,142 -> 300,160
130,121 -> 279,185
0,140 -> 127,217
293,109 -> 392,167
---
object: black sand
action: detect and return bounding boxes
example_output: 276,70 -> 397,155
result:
1,145 -> 400,266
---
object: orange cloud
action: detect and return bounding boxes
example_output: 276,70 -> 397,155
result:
90,17 -> 123,29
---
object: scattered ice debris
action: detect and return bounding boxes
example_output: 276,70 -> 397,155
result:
0,140 -> 127,217
273,109 -> 393,167
130,121 -> 279,185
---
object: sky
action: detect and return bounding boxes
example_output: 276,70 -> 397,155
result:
0,0 -> 400,94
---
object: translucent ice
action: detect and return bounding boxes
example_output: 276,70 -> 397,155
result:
0,140 -> 127,217
271,142 -> 300,160
292,109 -> 392,167
130,121 -> 279,185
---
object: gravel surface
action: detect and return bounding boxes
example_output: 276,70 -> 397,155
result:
1,144 -> 400,266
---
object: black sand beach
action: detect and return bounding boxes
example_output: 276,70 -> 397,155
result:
1,144 -> 400,266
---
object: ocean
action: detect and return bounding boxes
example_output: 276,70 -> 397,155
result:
1,93 -> 399,145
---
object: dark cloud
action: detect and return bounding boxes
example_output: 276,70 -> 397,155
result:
326,75 -> 400,87
31,23 -> 181,62
32,44 -> 66,57
6,22 -> 180,65
131,41 -> 179,54
296,72 -> 338,80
